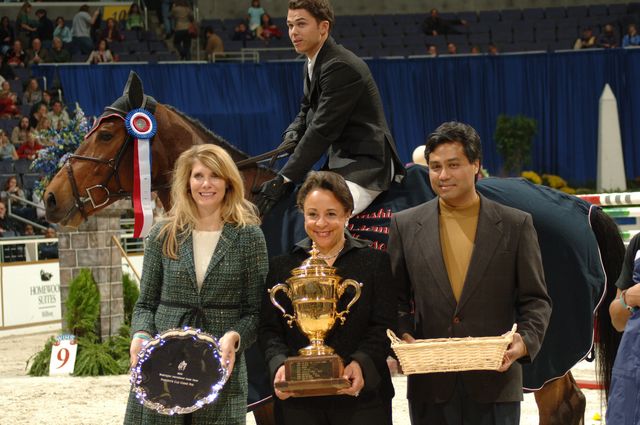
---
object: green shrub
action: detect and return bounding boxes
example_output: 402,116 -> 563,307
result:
65,269 -> 100,339
494,115 -> 537,175
27,336 -> 55,376
27,270 -> 136,376
122,273 -> 139,326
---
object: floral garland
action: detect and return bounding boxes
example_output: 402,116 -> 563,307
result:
31,108 -> 92,198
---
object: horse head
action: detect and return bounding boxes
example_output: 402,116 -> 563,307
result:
44,71 -> 174,226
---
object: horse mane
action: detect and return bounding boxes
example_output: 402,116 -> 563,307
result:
590,206 -> 625,401
164,105 -> 252,162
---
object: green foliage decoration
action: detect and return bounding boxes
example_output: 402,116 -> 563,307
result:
27,270 -> 135,376
494,114 -> 538,175
122,273 -> 140,326
64,269 -> 100,339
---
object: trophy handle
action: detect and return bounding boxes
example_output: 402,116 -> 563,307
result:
268,284 -> 296,328
335,279 -> 363,325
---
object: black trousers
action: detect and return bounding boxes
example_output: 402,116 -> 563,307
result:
275,398 -> 392,425
408,378 -> 520,425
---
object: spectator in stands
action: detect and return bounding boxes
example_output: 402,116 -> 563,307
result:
488,43 -> 499,55
72,5 -> 100,55
104,18 -> 123,44
38,226 -> 59,259
7,39 -> 26,67
623,23 -> 640,47
23,223 -> 34,236
35,9 -> 53,42
26,37 -> 48,66
0,16 -> 15,55
422,8 -> 467,36
446,42 -> 457,55
49,36 -> 71,63
257,13 -> 283,42
232,22 -> 254,45
161,0 -> 173,39
53,17 -> 72,45
470,45 -> 481,54
0,53 -> 15,81
23,78 -> 43,106
247,0 -> 266,34
0,80 -> 18,118
126,4 -> 145,41
16,131 -> 42,160
15,1 -> 37,47
427,44 -> 438,57
598,23 -> 619,49
172,0 -> 194,61
86,39 -> 114,64
574,27 -> 597,49
29,100 -> 48,128
0,200 -> 20,237
11,116 -> 31,146
48,100 -> 69,130
0,129 -> 17,160
205,27 -> 224,60
1,175 -> 26,208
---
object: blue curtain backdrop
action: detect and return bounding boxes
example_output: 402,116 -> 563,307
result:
34,48 -> 640,186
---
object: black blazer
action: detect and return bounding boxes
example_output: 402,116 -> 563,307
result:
281,37 -> 404,191
259,233 -> 395,410
388,194 -> 552,404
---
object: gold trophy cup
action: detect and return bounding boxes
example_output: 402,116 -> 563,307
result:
268,243 -> 362,397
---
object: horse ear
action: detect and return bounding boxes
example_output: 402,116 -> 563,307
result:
123,71 -> 144,109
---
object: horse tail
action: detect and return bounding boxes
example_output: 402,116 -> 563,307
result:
590,207 -> 625,400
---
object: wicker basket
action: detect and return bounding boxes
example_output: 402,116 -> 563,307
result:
387,324 -> 517,374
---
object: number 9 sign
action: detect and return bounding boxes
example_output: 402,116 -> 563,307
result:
49,334 -> 78,375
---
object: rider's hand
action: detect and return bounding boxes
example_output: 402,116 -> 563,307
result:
277,131 -> 299,155
255,175 -> 292,217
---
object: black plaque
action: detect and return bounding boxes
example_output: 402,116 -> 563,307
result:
130,328 -> 228,415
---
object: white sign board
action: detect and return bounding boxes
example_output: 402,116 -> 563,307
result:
49,334 -> 78,375
2,263 -> 61,327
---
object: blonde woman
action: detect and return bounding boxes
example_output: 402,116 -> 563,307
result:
124,144 -> 268,425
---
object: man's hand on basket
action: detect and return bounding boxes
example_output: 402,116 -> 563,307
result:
498,332 -> 528,372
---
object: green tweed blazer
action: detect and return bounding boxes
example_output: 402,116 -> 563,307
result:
124,222 -> 268,425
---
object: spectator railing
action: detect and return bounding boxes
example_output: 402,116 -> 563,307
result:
6,193 -> 47,232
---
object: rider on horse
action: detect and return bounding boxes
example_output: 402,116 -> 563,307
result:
254,0 -> 405,217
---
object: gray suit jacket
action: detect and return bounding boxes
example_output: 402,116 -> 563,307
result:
388,194 -> 552,404
281,37 -> 404,190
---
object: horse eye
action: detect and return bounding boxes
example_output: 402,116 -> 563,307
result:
99,132 -> 113,141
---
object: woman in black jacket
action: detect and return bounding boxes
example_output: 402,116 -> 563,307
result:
259,171 -> 395,425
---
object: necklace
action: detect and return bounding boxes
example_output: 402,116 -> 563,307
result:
317,243 -> 345,260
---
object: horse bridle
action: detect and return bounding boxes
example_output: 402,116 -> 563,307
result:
62,99 -> 161,221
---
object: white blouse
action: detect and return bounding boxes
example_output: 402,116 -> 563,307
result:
192,229 -> 221,291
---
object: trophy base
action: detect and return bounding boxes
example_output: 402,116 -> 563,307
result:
275,354 -> 351,397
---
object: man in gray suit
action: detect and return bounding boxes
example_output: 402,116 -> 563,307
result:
388,122 -> 551,424
255,0 -> 404,217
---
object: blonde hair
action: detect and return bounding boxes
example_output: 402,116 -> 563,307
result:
158,144 -> 260,258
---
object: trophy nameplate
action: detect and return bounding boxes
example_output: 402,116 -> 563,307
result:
130,327 -> 228,415
275,355 -> 350,397
269,243 -> 362,397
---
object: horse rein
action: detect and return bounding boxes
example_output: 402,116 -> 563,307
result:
235,143 -> 293,196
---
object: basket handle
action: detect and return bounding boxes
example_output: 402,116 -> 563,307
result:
502,324 -> 518,339
387,329 -> 403,344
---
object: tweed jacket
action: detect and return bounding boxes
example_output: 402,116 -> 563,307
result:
281,37 -> 404,191
124,222 -> 268,425
259,232 -> 395,412
388,194 -> 552,404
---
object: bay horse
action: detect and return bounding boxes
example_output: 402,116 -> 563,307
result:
44,72 -> 624,424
